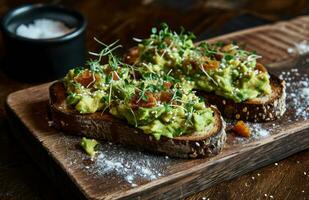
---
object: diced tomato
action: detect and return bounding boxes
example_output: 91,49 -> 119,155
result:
159,91 -> 172,103
130,92 -> 157,108
232,120 -> 251,138
202,60 -> 219,70
163,81 -> 172,89
124,47 -> 139,65
112,71 -> 120,80
214,53 -> 223,61
182,58 -> 199,71
104,67 -> 120,81
75,70 -> 98,87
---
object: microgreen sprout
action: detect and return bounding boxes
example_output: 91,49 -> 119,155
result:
89,38 -> 122,62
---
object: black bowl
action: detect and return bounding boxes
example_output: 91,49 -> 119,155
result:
1,4 -> 87,82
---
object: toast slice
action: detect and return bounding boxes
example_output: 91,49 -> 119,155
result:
124,47 -> 286,122
49,81 -> 226,158
200,74 -> 286,122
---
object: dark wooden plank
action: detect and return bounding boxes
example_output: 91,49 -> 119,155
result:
5,17 -> 309,199
5,59 -> 309,200
0,1 -> 309,199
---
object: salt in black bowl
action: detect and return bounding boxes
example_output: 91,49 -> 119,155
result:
1,4 -> 87,82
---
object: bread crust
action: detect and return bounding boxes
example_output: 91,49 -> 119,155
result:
49,81 -> 226,158
200,74 -> 286,122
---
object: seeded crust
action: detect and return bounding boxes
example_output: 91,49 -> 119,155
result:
199,74 -> 286,122
49,81 -> 226,158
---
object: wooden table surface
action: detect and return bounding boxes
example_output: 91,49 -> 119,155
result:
0,0 -> 308,199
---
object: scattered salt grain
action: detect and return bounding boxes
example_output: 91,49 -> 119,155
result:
279,68 -> 309,121
304,172 -> 307,176
62,134 -> 172,187
16,18 -> 74,39
287,40 -> 309,55
47,120 -> 53,127
249,124 -> 270,139
251,176 -> 255,180
258,129 -> 269,138
270,195 -> 274,199
86,144 -> 168,186
300,81 -> 308,87
275,163 -> 278,166
301,88 -> 309,98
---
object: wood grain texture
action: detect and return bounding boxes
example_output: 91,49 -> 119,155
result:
0,1 -> 309,199
5,17 -> 309,199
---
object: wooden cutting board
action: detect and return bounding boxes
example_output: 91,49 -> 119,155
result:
6,16 -> 309,200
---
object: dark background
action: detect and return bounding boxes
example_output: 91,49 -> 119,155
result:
0,0 -> 308,200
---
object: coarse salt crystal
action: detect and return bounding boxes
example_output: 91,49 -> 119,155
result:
16,18 -> 74,39
47,120 -> 53,126
301,88 -> 309,98
287,48 -> 294,53
300,81 -> 308,87
258,129 -> 269,137
287,40 -> 309,55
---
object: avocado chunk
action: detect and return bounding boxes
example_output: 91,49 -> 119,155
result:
80,137 -> 99,157
75,92 -> 104,114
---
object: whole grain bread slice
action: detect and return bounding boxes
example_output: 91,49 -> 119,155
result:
49,81 -> 226,158
200,74 -> 286,122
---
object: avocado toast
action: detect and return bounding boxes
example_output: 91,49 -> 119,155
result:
49,43 -> 226,158
124,24 -> 286,122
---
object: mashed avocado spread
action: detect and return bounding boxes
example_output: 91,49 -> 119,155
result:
63,24 -> 271,140
64,43 -> 214,140
133,24 -> 271,103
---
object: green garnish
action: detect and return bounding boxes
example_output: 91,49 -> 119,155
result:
135,23 -> 271,103
80,137 -> 99,157
63,23 -> 271,140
